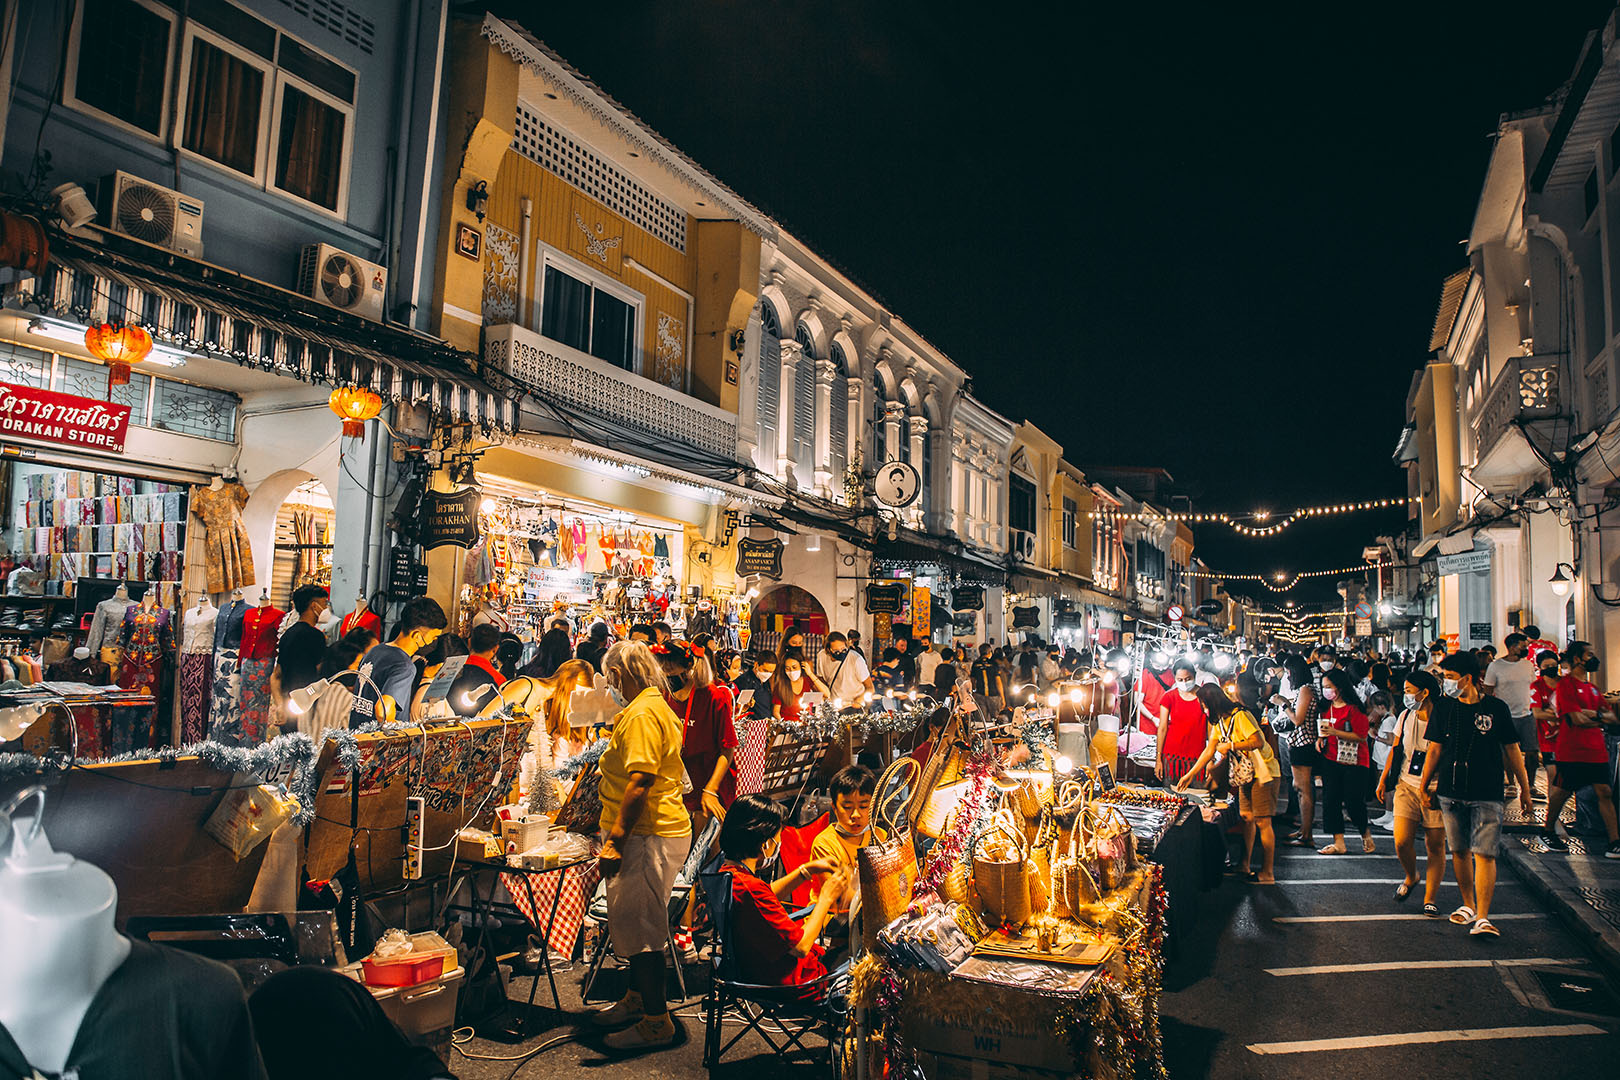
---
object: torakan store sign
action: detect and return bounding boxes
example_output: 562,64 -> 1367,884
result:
0,381 -> 131,453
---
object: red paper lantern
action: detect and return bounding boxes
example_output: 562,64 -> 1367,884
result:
83,323 -> 153,386
329,386 -> 383,438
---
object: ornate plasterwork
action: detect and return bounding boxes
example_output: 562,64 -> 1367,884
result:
653,310 -> 685,391
482,222 -> 519,325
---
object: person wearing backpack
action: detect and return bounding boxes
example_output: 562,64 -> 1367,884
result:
1177,682 -> 1280,883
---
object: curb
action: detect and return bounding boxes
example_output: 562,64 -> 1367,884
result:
1501,843 -> 1620,982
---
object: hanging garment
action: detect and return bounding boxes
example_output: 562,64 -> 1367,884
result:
117,603 -> 172,748
87,596 -> 134,653
652,532 -> 670,562
571,519 -> 587,569
734,714 -> 772,798
189,482 -> 256,593
235,606 -> 284,744
584,525 -> 607,574
179,604 -> 218,745
558,518 -> 576,566
340,607 -> 382,638
45,654 -> 112,758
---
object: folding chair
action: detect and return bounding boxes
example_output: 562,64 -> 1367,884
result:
698,864 -> 839,1073
581,815 -> 721,1003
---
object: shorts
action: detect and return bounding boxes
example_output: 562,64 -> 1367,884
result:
1288,741 -> 1322,770
1238,778 -> 1278,819
604,831 -> 690,957
1553,760 -> 1612,792
1392,782 -> 1443,830
1511,714 -> 1537,755
1438,797 -> 1503,857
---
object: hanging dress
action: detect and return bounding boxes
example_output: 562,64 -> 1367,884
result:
208,599 -> 249,746
115,603 -> 173,752
236,605 -> 284,745
179,603 -> 218,744
571,519 -> 588,570
188,482 -> 256,594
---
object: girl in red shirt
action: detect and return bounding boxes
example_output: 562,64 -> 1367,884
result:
1158,661 -> 1210,786
715,794 -> 852,996
1317,668 -> 1374,855
655,642 -> 739,826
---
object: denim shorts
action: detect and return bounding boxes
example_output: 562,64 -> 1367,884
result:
1438,797 -> 1503,857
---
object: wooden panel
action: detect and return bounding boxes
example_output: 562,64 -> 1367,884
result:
1,759 -> 271,927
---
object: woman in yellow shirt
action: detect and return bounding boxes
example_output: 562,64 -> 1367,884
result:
1178,682 -> 1281,884
590,641 -> 692,1052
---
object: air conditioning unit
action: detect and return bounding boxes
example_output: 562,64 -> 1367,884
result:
297,243 -> 386,322
99,171 -> 204,257
1012,529 -> 1037,562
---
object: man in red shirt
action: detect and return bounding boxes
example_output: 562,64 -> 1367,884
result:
1158,659 -> 1210,786
1529,652 -> 1563,797
1543,641 -> 1620,858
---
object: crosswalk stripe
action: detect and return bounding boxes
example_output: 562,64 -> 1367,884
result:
1248,1024 -> 1606,1055
1274,912 -> 1545,924
1274,878 -> 1522,886
1265,957 -> 1585,976
1275,853 -> 1397,860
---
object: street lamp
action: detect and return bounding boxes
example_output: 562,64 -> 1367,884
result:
1549,562 -> 1575,598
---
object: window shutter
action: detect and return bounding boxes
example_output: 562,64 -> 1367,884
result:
794,354 -> 814,457
757,331 -> 779,453
829,376 -> 848,481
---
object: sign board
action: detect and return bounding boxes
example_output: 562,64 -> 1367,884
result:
951,610 -> 977,637
1166,604 -> 1184,623
526,566 -> 594,600
422,655 -> 469,705
1436,548 -> 1492,577
1469,622 -> 1493,643
421,487 -> 481,550
1011,605 -> 1041,629
0,381 -> 131,454
873,460 -> 921,509
911,584 -> 931,638
1096,764 -> 1116,791
952,584 -> 985,612
735,537 -> 784,579
388,546 -> 427,601
1354,600 -> 1373,619
1355,616 -> 1373,637
865,581 -> 907,614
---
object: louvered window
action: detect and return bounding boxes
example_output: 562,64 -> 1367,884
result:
756,305 -> 780,459
828,345 -> 849,485
793,325 -> 815,466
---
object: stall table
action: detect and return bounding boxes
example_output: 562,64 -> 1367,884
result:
461,855 -> 596,1034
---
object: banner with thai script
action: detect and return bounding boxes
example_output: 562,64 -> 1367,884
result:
0,381 -> 131,453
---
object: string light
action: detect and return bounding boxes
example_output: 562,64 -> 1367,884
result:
1085,496 -> 1414,526
1186,561 -> 1390,592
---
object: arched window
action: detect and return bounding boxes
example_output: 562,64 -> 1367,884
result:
829,343 -> 850,482
757,302 -> 781,460
793,324 -> 816,474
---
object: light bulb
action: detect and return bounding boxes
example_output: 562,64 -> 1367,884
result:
1069,688 -> 1084,703
1055,755 -> 1073,774
480,498 -> 497,514
1047,692 -> 1060,708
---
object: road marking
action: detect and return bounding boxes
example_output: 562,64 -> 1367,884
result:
1276,853 -> 1396,860
1273,878 -> 1522,886
1248,1024 -> 1606,1055
1266,957 -> 1586,976
1274,912 -> 1545,924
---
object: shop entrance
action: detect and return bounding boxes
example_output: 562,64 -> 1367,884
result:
268,478 -> 334,609
751,584 -> 828,656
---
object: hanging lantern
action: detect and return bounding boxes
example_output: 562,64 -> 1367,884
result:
329,386 -> 383,438
84,323 -> 153,386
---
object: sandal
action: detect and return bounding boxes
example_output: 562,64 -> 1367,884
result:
1362,835 -> 1377,853
1243,869 -> 1259,882
1393,881 -> 1415,902
1423,902 -> 1440,918
1318,843 -> 1347,855
1470,918 -> 1500,937
1288,837 -> 1315,847
1448,905 -> 1476,925
1257,874 -> 1277,885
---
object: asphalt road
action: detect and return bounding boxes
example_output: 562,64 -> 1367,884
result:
1158,831 -> 1620,1079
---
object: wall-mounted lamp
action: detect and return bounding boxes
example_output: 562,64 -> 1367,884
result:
466,180 -> 489,223
1549,562 -> 1575,597
727,328 -> 746,354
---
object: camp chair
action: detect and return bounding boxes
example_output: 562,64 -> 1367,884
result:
697,863 -> 840,1073
580,814 -> 721,1003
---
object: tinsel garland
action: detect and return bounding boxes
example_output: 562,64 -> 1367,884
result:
1019,717 -> 1058,763
524,737 -> 609,815
914,741 -> 999,900
771,697 -> 935,744
0,734 -> 321,825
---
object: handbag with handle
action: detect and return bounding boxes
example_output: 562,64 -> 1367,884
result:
971,807 -> 1034,927
1222,716 -> 1256,787
857,756 -> 921,949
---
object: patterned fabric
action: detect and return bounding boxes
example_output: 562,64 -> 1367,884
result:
181,604 -> 217,653
117,604 -> 170,746
208,649 -> 247,746
500,858 -> 601,957
179,652 -> 214,744
238,656 -> 276,745
734,714 -> 772,797
189,482 -> 256,593
87,598 -> 133,653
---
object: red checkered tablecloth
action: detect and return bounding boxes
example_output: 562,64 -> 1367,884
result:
735,715 -> 771,796
500,861 -> 601,958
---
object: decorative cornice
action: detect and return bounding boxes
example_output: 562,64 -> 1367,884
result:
482,15 -> 777,243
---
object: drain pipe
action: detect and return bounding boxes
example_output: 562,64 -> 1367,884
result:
518,197 -> 533,326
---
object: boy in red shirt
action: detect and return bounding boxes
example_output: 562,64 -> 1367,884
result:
1529,652 -> 1563,796
1158,659 -> 1209,785
715,794 -> 854,995
1544,642 -> 1620,858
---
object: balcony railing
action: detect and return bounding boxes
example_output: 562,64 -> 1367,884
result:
1475,355 -> 1560,463
484,323 -> 738,461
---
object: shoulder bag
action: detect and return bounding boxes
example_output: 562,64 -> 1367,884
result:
857,755 -> 921,948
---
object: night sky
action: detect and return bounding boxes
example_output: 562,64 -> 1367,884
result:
495,0 -> 1615,604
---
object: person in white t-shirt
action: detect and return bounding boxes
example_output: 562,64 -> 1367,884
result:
1483,632 -> 1539,797
914,640 -> 943,691
816,631 -> 873,704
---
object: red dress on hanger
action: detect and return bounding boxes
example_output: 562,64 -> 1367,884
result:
237,604 -> 285,745
340,608 -> 382,638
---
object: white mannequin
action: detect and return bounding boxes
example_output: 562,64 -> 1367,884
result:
208,475 -> 225,492
0,793 -> 131,1072
113,583 -> 129,601
139,590 -> 159,611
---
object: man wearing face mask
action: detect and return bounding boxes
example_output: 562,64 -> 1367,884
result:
816,631 -> 873,705
1543,641 -> 1620,858
1157,659 -> 1209,785
1484,633 -> 1540,799
1418,651 -> 1531,937
1529,651 -> 1563,796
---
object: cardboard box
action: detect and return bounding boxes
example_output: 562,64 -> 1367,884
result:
916,1050 -> 1073,1080
904,1011 -> 1077,1074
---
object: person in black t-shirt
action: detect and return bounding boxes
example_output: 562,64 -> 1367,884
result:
970,643 -> 1005,715
1419,651 -> 1530,938
274,584 -> 330,734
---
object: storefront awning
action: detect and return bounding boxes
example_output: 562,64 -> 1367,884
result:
871,534 -> 1010,586
13,239 -> 515,432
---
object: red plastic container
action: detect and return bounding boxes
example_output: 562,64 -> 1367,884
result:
362,951 -> 449,987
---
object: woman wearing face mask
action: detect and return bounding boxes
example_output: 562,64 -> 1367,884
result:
1317,667 -> 1374,855
1156,659 -> 1209,786
1529,651 -> 1563,796
1377,670 -> 1448,916
656,641 -> 738,826
1274,654 -> 1322,847
591,641 -> 691,1051
772,653 -> 830,723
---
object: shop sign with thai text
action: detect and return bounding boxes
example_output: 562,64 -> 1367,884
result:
0,381 -> 131,453
952,584 -> 986,611
422,487 -> 482,549
866,581 -> 907,614
736,537 -> 784,579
